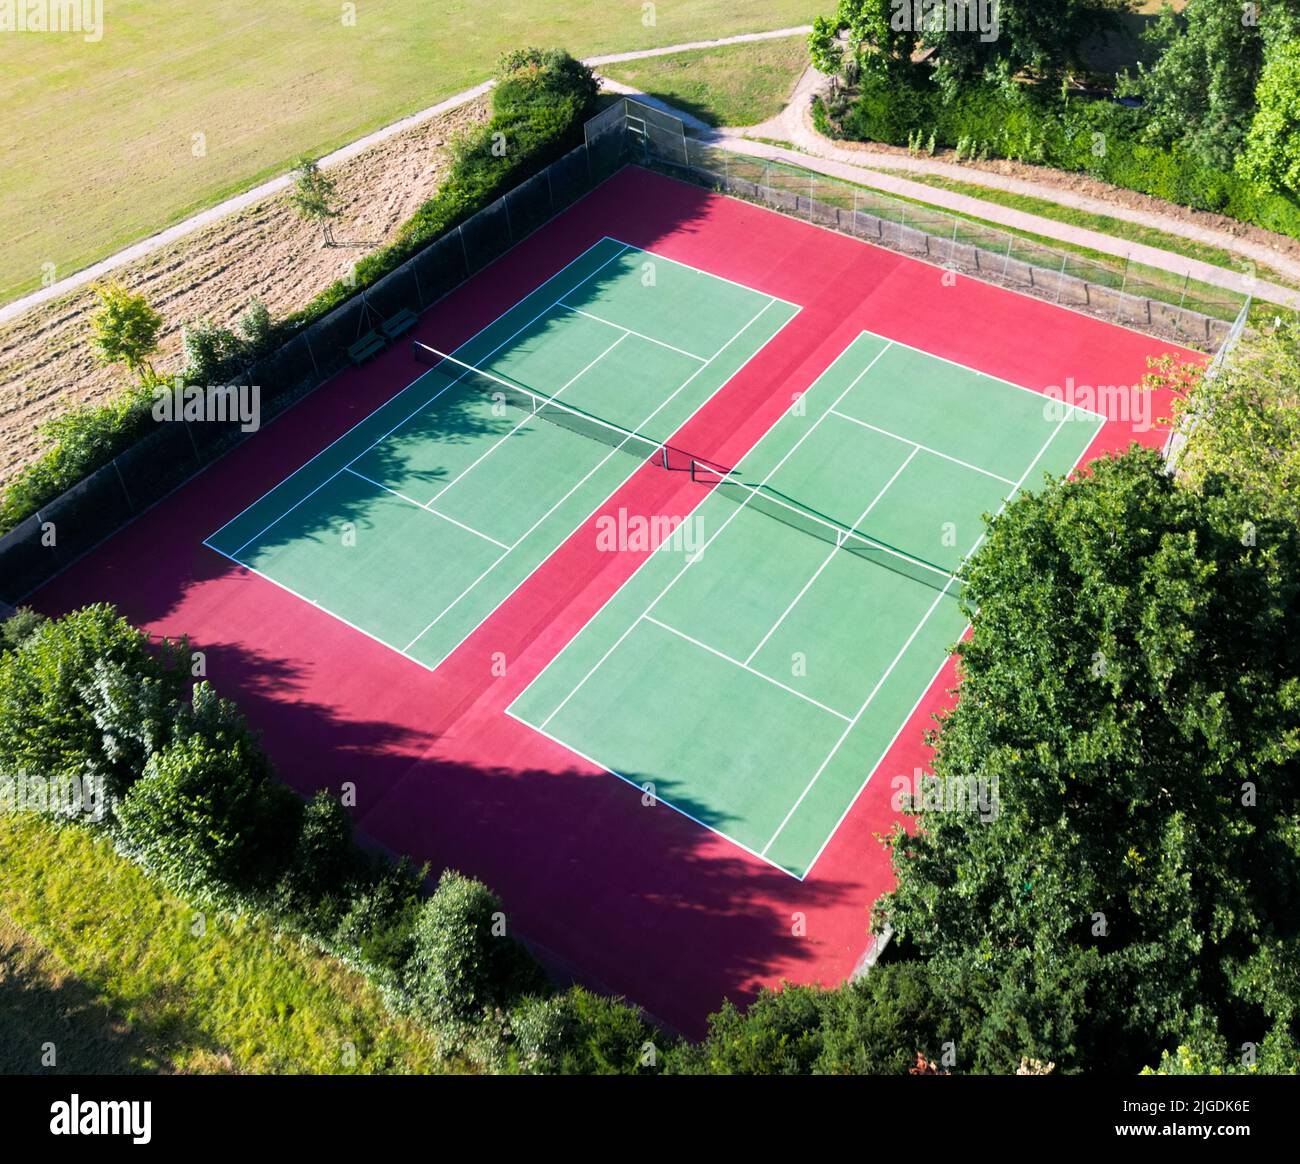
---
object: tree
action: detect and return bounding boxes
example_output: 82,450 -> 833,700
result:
90,281 -> 162,381
808,0 -> 922,84
288,157 -> 341,246
1149,313 -> 1300,529
403,870 -> 545,1033
813,0 -> 1125,93
1239,39 -> 1300,196
1128,0 -> 1278,170
879,448 -> 1300,1072
923,0 -> 1126,95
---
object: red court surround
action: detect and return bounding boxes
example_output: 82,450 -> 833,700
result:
34,166 -> 1194,1034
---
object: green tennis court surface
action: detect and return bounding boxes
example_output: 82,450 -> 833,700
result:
509,332 -> 1106,877
206,237 -> 798,669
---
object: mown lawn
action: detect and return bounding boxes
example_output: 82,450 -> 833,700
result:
0,813 -> 465,1074
0,1 -> 817,304
603,34 -> 809,128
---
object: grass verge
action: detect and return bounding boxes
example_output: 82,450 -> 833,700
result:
0,812 -> 465,1074
601,35 -> 809,128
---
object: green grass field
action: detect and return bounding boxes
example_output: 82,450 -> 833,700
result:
0,2 -> 816,305
0,814 -> 462,1074
602,34 -> 809,127
510,333 -> 1104,876
206,237 -> 798,671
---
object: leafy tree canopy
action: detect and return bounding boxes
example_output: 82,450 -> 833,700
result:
1151,314 -> 1300,529
880,448 -> 1300,1072
1239,38 -> 1300,196
811,0 -> 1126,93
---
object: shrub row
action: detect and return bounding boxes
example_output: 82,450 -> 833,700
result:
283,47 -> 597,331
0,604 -> 659,1072
0,48 -> 598,540
823,78 -> 1300,240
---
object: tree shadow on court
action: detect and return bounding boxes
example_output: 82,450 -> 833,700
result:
237,297 -> 643,558
108,638 -> 871,1040
349,749 -> 874,1037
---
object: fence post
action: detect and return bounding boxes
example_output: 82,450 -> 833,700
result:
1116,255 -> 1131,321
111,457 -> 135,514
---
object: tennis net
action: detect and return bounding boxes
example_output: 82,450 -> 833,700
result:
413,340 -> 668,467
691,460 -> 960,593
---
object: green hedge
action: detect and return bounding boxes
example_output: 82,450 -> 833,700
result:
284,47 -> 597,331
0,48 -> 598,541
0,603 -> 660,1072
827,78 -> 1300,240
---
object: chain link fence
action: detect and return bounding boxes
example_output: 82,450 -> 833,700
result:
0,122 -> 634,605
616,98 -> 1247,348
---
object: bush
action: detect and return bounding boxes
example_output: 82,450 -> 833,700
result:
403,870 -> 547,1033
838,77 -> 1300,239
0,606 -> 46,651
0,604 -> 186,798
331,859 -> 425,980
511,988 -> 663,1074
271,790 -> 361,931
115,728 -> 296,896
180,319 -> 243,385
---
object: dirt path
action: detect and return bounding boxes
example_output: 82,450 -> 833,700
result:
0,99 -> 489,487
727,64 -> 1300,303
0,28 -> 812,328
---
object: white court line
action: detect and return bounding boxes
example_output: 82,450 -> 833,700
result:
644,615 -> 852,721
403,295 -> 787,659
859,326 -> 1109,423
424,331 -> 629,506
759,403 -> 1079,859
207,236 -> 625,554
603,233 -> 803,314
535,338 -> 895,732
344,469 -> 511,549
557,303 -> 707,362
827,409 -> 1017,486
224,242 -> 634,558
797,410 -> 1104,878
743,445 -> 921,667
502,707 -> 797,878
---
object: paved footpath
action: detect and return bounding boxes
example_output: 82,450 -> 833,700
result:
600,62 -> 1300,310
8,26 -> 1298,324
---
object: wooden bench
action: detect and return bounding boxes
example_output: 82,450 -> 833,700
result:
381,308 -> 419,341
347,330 -> 387,366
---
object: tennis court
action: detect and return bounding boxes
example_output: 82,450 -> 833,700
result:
205,237 -> 798,670
509,331 -> 1106,877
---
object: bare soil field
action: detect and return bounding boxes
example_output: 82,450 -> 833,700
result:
0,98 -> 488,489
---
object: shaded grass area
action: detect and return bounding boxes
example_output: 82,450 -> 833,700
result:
0,1 -> 818,304
602,35 -> 809,128
0,913 -> 167,1074
0,813 -> 465,1075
